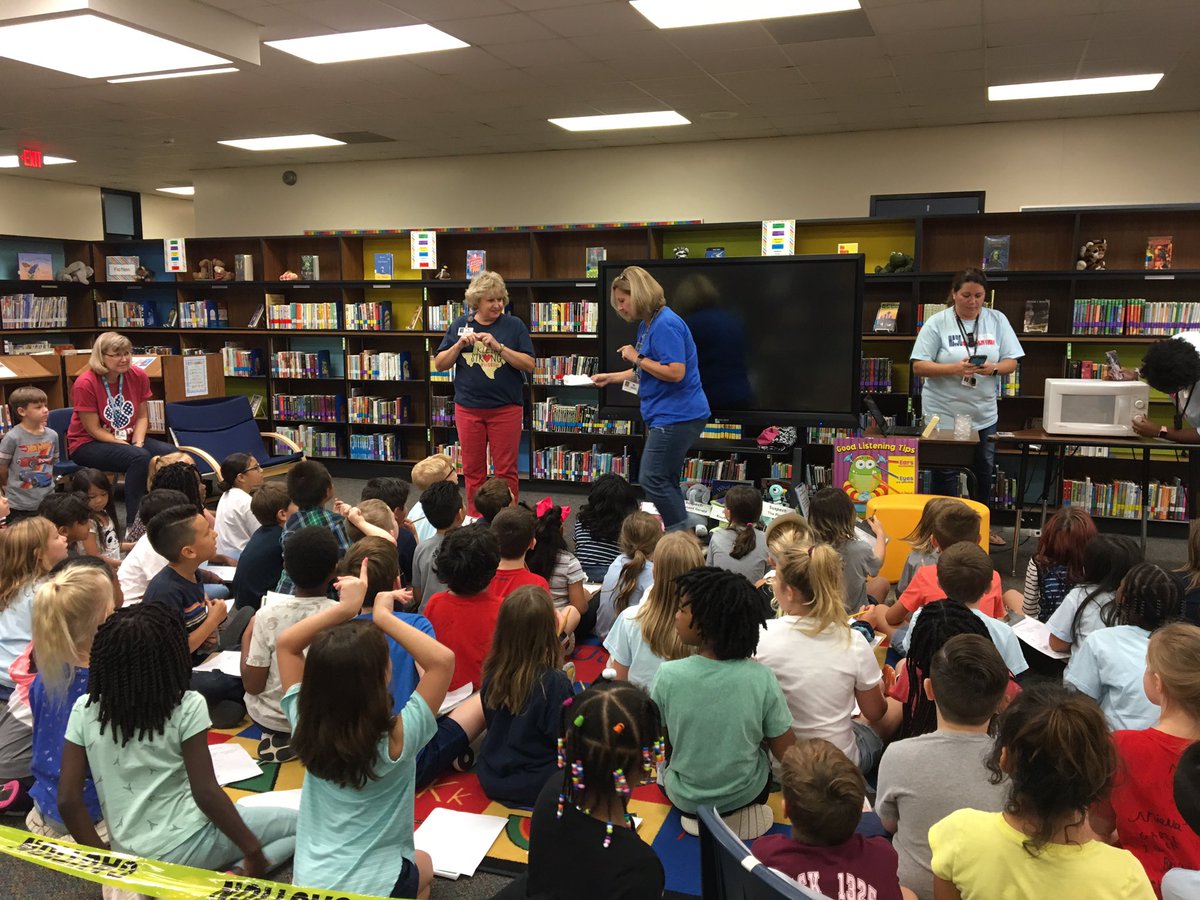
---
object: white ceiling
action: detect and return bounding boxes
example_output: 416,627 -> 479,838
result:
1,0 -> 1197,194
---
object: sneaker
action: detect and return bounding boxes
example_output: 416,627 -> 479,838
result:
452,747 -> 476,773
562,661 -> 577,684
258,732 -> 296,764
680,813 -> 700,837
218,605 -> 254,651
723,803 -> 773,841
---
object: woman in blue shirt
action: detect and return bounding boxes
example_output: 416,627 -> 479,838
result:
911,268 -> 1023,545
434,272 -> 535,516
592,267 -> 710,531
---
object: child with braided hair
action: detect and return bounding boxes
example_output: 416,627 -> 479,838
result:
651,566 -> 794,840
495,680 -> 665,900
1065,562 -> 1182,730
58,603 -> 296,877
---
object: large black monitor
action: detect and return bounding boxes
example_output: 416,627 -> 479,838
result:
598,256 -> 864,427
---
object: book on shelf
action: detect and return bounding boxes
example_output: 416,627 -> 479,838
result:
427,302 -> 465,333
266,295 -> 338,330
1145,235 -> 1173,270
916,303 -> 946,329
374,253 -> 394,280
429,357 -> 455,382
407,305 -> 423,331
532,398 -> 633,434
248,394 -> 265,417
300,255 -> 320,280
350,431 -> 405,462
1023,299 -> 1049,333
833,436 -> 917,516
348,394 -> 412,425
585,247 -> 605,278
16,253 -> 53,281
1062,476 -> 1187,522
273,393 -> 345,423
234,254 -> 254,281
700,420 -> 742,441
466,250 -> 486,281
431,395 -> 456,427
872,302 -> 899,334
861,357 -> 894,393
533,355 -> 599,384
348,350 -> 412,381
704,247 -> 725,258
1,294 -> 67,329
166,308 -> 179,327
247,304 -> 265,328
96,299 -> 157,328
3,339 -> 54,355
531,302 -> 598,333
221,345 -> 265,377
178,299 -> 229,328
837,242 -> 859,255
275,424 -> 341,458
272,350 -> 332,379
981,235 -> 1010,271
344,302 -> 393,331
145,400 -> 165,432
532,443 -> 630,483
997,364 -> 1020,397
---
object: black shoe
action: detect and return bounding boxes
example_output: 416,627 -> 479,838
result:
210,700 -> 246,730
218,606 -> 254,651
258,732 -> 297,763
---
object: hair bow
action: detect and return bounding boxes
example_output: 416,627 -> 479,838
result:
536,497 -> 569,520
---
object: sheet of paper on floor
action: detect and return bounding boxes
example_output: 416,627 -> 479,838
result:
415,808 -> 507,879
210,743 -> 262,786
1011,616 -> 1070,660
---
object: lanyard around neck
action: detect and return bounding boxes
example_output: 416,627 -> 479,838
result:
103,373 -> 124,401
955,312 -> 978,351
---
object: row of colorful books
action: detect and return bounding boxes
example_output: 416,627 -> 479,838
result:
915,303 -> 948,330
267,300 -> 338,330
427,302 -> 466,333
435,442 -> 496,477
861,357 -> 894,393
531,444 -> 630,483
1,294 -> 67,329
348,395 -> 413,426
1062,477 -> 1188,521
1065,359 -> 1117,381
806,427 -> 859,446
343,302 -> 394,332
274,425 -> 341,458
96,299 -> 157,328
997,366 -> 1020,398
179,300 -> 230,329
700,420 -> 743,441
431,395 -> 456,427
532,355 -> 599,384
770,461 -> 794,480
428,361 -> 455,383
682,455 -> 747,483
146,400 -> 165,433
273,393 -> 345,423
221,345 -> 265,377
531,399 -> 634,434
347,351 -> 413,382
1070,298 -> 1200,335
271,350 -> 332,379
350,432 -> 405,462
530,302 -> 598,334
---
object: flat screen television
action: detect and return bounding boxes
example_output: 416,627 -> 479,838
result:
598,256 -> 864,427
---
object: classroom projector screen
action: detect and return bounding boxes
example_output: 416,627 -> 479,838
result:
598,256 -> 864,426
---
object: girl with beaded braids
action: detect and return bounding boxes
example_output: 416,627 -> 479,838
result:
497,681 -> 665,900
1066,562 -> 1182,730
650,567 -> 794,841
58,603 -> 296,877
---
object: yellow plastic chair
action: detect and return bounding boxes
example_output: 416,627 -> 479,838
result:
865,493 -> 990,584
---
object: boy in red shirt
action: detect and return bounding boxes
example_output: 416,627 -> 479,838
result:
488,507 -> 548,599
424,522 -> 503,693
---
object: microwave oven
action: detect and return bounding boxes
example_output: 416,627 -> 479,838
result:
1042,378 -> 1150,437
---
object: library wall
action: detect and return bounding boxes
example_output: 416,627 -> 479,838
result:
194,112 -> 1200,236
141,193 -> 195,239
0,174 -> 102,240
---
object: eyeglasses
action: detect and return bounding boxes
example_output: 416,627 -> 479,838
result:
244,463 -> 262,473
104,350 -> 132,359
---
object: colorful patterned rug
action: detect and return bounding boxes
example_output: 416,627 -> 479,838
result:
208,637 -> 793,898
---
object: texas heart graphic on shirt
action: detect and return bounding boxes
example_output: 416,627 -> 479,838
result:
466,345 -> 504,380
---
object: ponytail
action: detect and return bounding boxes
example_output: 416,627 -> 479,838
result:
33,564 -> 114,699
723,487 -> 762,560
612,511 -> 662,614
777,543 -> 847,636
730,524 -> 758,560
218,452 -> 255,494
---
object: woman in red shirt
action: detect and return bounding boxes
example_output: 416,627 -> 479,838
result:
66,332 -> 178,530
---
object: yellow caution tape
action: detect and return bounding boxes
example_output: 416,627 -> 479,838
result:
0,823 -> 398,899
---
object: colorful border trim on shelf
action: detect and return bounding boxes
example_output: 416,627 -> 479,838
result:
304,220 -> 704,236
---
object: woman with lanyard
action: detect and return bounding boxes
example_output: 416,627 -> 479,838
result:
434,270 -> 535,515
911,268 -> 1023,546
1124,332 -> 1200,442
592,266 -> 710,532
66,331 -> 179,530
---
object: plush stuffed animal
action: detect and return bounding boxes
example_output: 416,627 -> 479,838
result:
874,251 -> 915,274
211,259 -> 234,281
192,258 -> 214,280
1076,239 -> 1107,271
134,265 -> 155,282
279,270 -> 299,281
435,265 -> 451,280
55,260 -> 93,284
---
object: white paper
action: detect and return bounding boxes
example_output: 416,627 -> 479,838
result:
561,374 -> 594,386
205,565 -> 237,583
132,356 -> 155,370
183,355 -> 208,398
1011,616 -> 1070,660
684,500 -> 715,519
0,362 -> 14,379
209,743 -> 262,786
438,682 -> 475,716
194,650 -> 242,678
163,237 -> 188,273
414,808 -> 506,879
237,789 -> 301,812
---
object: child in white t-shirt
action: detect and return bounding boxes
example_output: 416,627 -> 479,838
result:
1047,534 -> 1140,654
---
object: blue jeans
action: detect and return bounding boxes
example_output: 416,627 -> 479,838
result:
931,422 -> 998,510
70,437 -> 178,527
639,417 -> 707,531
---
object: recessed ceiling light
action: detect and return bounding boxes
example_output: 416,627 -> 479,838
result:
549,111 -> 691,132
630,0 -> 860,29
0,157 -> 18,168
108,67 -> 238,84
265,24 -> 468,64
157,186 -> 196,196
0,13 -> 229,79
218,134 -> 347,151
989,73 -> 1163,101
0,155 -> 75,166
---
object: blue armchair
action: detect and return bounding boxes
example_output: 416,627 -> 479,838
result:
165,396 -> 303,480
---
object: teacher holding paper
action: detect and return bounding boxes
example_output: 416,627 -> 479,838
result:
592,266 -> 710,531
911,268 -> 1023,545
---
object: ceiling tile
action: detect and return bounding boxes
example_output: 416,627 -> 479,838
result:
878,25 -> 983,55
866,0 -> 983,34
697,46 -> 792,75
528,2 -> 652,37
436,13 -> 560,45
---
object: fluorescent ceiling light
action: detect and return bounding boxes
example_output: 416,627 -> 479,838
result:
0,155 -> 74,166
218,134 -> 347,151
549,111 -> 691,132
157,186 -> 196,196
265,24 -> 468,64
630,0 -> 860,29
989,73 -> 1163,101
108,67 -> 238,83
0,13 -> 229,79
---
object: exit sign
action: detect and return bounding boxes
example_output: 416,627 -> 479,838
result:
19,149 -> 43,168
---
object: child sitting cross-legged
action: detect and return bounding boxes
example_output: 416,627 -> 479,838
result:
276,556 -> 454,899
526,503 -> 588,646
478,586 -> 575,807
651,566 -> 795,840
1002,506 -> 1096,619
706,485 -> 769,584
595,510 -> 661,641
411,481 -> 465,611
875,634 -> 1009,900
807,487 -> 888,612
71,469 -> 121,569
488,507 -> 550,599
896,497 -> 958,597
240,526 -> 341,763
59,603 -> 297,878
214,452 -> 265,559
1046,534 -> 1141,654
275,460 -> 350,595
751,739 -> 903,900
231,484 -> 290,611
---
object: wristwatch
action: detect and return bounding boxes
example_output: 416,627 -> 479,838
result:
1160,426 -> 1169,439
496,342 -> 506,353
636,353 -> 646,368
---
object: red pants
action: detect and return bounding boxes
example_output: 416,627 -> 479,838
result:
455,403 -> 522,516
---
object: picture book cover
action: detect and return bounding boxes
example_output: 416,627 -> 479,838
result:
1146,235 -> 1173,270
374,252 -> 394,280
873,302 -> 899,333
982,234 -> 1010,271
1023,299 -> 1050,333
466,249 -> 486,280
833,437 -> 918,516
585,246 -> 606,278
704,247 -> 726,258
300,254 -> 319,280
16,253 -> 53,281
